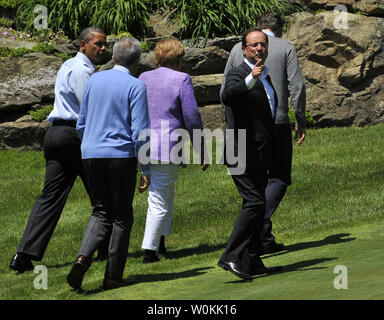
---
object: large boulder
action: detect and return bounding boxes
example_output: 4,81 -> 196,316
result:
0,54 -> 62,114
191,74 -> 222,105
291,0 -> 384,16
0,115 -> 49,150
284,11 -> 384,126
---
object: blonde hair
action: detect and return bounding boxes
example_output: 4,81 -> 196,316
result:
154,38 -> 185,68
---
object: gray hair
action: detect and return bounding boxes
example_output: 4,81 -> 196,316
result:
113,37 -> 142,67
79,27 -> 105,42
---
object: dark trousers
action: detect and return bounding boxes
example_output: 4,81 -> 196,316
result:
18,123 -> 88,260
261,124 -> 292,247
78,158 -> 137,280
220,169 -> 268,274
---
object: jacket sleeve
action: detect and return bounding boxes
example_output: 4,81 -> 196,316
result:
130,82 -> 151,175
179,74 -> 206,159
221,68 -> 249,107
286,44 -> 307,128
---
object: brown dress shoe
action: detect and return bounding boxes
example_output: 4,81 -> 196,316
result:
67,255 -> 89,290
103,278 -> 137,290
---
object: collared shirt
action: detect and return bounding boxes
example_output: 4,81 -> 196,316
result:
262,29 -> 275,38
48,52 -> 95,122
113,64 -> 129,73
244,58 -> 276,118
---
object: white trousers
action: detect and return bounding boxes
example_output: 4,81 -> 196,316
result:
141,163 -> 179,251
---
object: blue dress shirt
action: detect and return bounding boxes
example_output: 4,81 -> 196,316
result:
48,52 -> 95,122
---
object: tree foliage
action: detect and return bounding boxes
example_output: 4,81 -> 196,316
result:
12,0 -> 300,40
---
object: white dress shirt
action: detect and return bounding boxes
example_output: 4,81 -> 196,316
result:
244,58 -> 276,118
48,52 -> 95,122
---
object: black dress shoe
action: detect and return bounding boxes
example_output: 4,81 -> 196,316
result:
261,242 -> 286,255
143,249 -> 160,263
217,261 -> 252,281
251,265 -> 283,276
103,278 -> 137,290
67,255 -> 89,290
9,253 -> 34,273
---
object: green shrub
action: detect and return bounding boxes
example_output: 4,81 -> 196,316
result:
54,52 -> 72,60
0,46 -> 33,57
167,0 -> 300,40
0,17 -> 13,27
0,0 -> 21,8
28,105 -> 53,122
289,108 -> 316,128
32,42 -> 57,54
0,47 -> 11,57
8,46 -> 32,57
14,0 -> 301,41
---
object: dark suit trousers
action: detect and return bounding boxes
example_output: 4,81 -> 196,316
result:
262,124 -> 292,247
78,158 -> 137,280
18,123 -> 87,260
220,169 -> 268,274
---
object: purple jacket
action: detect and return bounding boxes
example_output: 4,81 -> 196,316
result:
139,67 -> 203,163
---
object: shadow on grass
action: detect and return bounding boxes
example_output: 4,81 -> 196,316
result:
78,266 -> 213,295
226,257 -> 338,284
262,233 -> 356,259
129,243 -> 227,260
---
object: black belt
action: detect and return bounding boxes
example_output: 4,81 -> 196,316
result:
52,119 -> 77,127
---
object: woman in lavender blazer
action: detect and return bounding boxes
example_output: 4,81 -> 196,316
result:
138,39 -> 209,263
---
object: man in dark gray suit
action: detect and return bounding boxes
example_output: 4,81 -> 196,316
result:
218,28 -> 282,281
221,12 -> 307,254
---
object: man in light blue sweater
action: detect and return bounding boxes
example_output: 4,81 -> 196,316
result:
67,37 -> 150,291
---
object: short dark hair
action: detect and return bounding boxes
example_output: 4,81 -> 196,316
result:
257,12 -> 283,35
79,27 -> 105,42
241,27 -> 268,48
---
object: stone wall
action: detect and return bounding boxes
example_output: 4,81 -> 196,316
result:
1,0 -> 384,150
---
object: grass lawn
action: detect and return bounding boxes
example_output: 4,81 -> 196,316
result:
0,125 -> 384,303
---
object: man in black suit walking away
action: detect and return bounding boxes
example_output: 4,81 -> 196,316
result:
218,28 -> 282,280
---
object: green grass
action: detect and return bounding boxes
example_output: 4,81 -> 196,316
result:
1,125 -> 384,301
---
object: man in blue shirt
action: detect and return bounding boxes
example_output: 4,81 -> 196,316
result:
67,37 -> 150,291
10,27 -> 107,273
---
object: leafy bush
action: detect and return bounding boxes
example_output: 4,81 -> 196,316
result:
0,47 -> 10,56
0,0 -> 21,8
0,17 -> 13,27
8,46 -> 32,56
54,52 -> 72,60
14,0 -> 300,41
28,105 -> 53,122
0,46 -> 33,57
32,42 -> 57,54
166,0 -> 299,40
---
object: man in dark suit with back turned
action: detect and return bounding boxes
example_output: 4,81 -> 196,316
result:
221,12 -> 307,254
218,28 -> 282,281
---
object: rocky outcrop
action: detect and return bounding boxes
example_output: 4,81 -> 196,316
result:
0,115 -> 48,150
291,0 -> 384,16
1,1 -> 384,149
284,11 -> 384,126
0,54 -> 63,114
